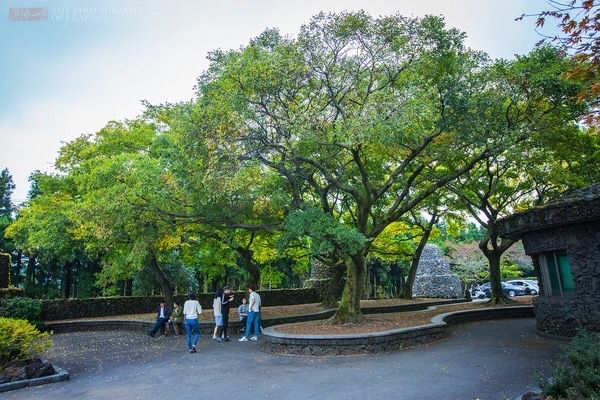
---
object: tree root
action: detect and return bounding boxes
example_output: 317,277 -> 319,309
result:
487,296 -> 517,305
327,313 -> 365,325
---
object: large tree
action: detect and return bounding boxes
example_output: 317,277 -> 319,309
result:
519,0 -> 599,125
193,12 -> 519,322
449,47 -> 598,303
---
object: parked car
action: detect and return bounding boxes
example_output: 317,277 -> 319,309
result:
471,287 -> 487,299
475,282 -> 527,298
507,279 -> 539,295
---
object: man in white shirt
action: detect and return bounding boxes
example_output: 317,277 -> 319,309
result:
183,293 -> 203,353
239,285 -> 261,341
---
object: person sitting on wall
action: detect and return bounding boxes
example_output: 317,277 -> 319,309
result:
166,301 -> 183,335
148,301 -> 171,337
238,297 -> 249,332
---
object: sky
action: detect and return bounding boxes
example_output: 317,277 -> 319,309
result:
0,0 -> 559,204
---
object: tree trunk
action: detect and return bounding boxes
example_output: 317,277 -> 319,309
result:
238,248 -> 260,287
62,260 -> 74,298
13,250 -> 22,287
321,262 -> 345,308
401,212 -> 438,299
365,267 -> 372,299
485,251 -> 507,304
479,224 -> 515,305
148,252 -> 174,306
332,253 -> 366,324
25,254 -> 36,293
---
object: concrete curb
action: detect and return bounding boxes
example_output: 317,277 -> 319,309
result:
0,364 -> 69,393
260,305 -> 534,356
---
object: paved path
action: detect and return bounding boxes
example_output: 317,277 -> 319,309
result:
1,319 -> 564,400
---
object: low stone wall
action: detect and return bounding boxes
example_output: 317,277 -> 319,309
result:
260,305 -> 534,356
42,288 -> 321,321
532,296 -> 599,337
45,299 -> 466,333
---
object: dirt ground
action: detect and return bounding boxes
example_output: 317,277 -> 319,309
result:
48,297 -> 445,323
274,296 -> 534,335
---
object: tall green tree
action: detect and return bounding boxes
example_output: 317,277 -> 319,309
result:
449,47 -> 598,303
194,12 -> 517,322
5,173 -> 83,297
0,168 -> 15,257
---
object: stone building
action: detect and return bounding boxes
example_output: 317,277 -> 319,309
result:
413,244 -> 463,299
497,184 -> 600,337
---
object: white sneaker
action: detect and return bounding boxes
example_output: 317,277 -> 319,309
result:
238,337 -> 248,342
250,336 -> 258,341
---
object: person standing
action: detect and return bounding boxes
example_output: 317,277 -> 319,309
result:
183,293 -> 202,353
217,286 -> 234,341
148,301 -> 171,337
239,285 -> 261,341
212,288 -> 224,342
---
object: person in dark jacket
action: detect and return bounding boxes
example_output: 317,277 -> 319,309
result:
216,286 -> 234,341
148,301 -> 171,337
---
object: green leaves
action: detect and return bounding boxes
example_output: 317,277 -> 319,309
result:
279,208 -> 365,256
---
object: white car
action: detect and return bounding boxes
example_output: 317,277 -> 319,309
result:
507,279 -> 539,295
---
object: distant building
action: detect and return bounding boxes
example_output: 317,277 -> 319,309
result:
497,184 -> 600,337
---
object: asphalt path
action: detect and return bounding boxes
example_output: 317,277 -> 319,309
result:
1,319 -> 564,400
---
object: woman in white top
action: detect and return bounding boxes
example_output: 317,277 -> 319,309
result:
212,288 -> 224,341
183,292 -> 202,353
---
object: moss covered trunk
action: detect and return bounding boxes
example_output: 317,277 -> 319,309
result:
486,251 -> 507,304
332,253 -> 366,324
479,224 -> 515,305
321,262 -> 346,308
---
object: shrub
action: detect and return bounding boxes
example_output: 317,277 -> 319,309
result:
0,287 -> 25,299
0,297 -> 43,324
539,330 -> 600,399
0,318 -> 52,368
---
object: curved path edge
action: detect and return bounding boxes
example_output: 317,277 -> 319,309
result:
260,305 -> 534,356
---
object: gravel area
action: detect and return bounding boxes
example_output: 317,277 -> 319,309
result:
274,296 -> 534,335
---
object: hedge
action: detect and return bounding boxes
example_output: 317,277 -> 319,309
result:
0,288 -> 25,299
41,288 -> 321,321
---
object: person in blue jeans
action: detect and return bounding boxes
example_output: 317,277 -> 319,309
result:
239,285 -> 261,341
183,292 -> 203,353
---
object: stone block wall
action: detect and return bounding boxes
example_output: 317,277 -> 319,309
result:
413,244 -> 463,299
521,220 -> 600,336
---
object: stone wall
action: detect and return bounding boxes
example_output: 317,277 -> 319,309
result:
41,288 -> 321,321
520,220 -> 600,336
303,258 -> 335,293
413,244 -> 463,299
261,306 -> 533,356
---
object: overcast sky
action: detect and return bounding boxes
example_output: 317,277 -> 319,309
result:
0,0 -> 557,204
